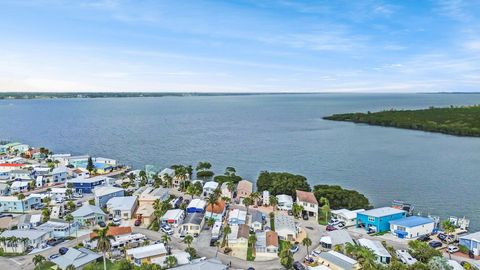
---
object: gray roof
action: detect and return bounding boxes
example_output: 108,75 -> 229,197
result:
250,210 -> 263,224
172,258 -> 228,270
106,196 -> 137,211
183,213 -> 204,225
51,247 -> 101,270
327,230 -> 354,246
0,229 -> 50,240
318,251 -> 358,270
255,231 -> 267,249
358,238 -> 391,258
72,204 -> 105,218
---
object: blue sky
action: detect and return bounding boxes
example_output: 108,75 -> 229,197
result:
0,0 -> 479,92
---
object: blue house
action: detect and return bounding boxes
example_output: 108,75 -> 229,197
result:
94,186 -> 124,208
0,195 -> 42,212
356,207 -> 406,233
459,231 -> 480,256
67,176 -> 108,194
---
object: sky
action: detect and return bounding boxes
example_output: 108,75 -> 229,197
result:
0,0 -> 480,93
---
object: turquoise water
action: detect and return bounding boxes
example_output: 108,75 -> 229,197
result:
1,93 -> 480,229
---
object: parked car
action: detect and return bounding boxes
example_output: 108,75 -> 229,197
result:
59,247 -> 68,255
326,225 -> 337,231
134,219 -> 141,226
73,193 -> 83,198
112,217 -> 121,226
76,201 -> 83,207
287,210 -> 293,216
429,241 -> 442,248
293,261 -> 306,270
328,219 -> 341,226
418,235 -> 431,242
98,221 -> 106,228
210,239 -> 217,247
49,254 -> 60,260
302,213 -> 309,220
34,203 -> 45,210
447,245 -> 459,253
47,238 -> 64,246
161,224 -> 174,235
438,233 -> 448,241
290,245 -> 299,253
0,213 -> 13,218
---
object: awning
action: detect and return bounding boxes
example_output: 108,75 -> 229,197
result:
394,230 -> 408,236
320,236 -> 332,245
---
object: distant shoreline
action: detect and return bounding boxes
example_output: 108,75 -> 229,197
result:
2,91 -> 480,100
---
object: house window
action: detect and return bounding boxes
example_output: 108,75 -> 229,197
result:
368,217 -> 375,222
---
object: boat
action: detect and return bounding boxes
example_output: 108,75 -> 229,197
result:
392,200 -> 414,215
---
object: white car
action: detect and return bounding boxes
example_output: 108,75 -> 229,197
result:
447,245 -> 459,253
328,219 -> 341,226
112,217 -> 121,225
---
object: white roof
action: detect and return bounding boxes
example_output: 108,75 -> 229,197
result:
459,231 -> 480,242
159,168 -> 175,176
228,209 -> 247,221
187,198 -> 206,210
448,260 -> 464,270
359,207 -> 405,218
126,243 -> 167,259
51,166 -> 67,174
37,220 -> 71,231
151,251 -> 191,267
331,208 -> 365,220
161,209 -> 185,221
68,175 -> 108,184
10,181 -> 29,188
276,194 -> 293,204
51,247 -> 101,269
50,187 -> 67,194
203,181 -> 218,190
94,186 -> 124,197
107,196 -> 137,211
358,238 -> 391,258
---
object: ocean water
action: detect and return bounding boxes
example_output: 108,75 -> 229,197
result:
1,93 -> 480,229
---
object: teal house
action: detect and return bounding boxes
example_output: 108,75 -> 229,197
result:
356,207 -> 406,233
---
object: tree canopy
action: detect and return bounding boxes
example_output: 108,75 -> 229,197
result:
256,171 -> 311,197
313,184 -> 372,210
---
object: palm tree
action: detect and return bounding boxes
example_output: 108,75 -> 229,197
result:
64,214 -> 74,236
20,237 -> 29,251
41,207 -> 51,222
357,247 -> 378,270
223,224 -> 231,247
248,234 -> 257,248
65,265 -> 76,270
206,193 -> 219,220
442,219 -> 456,259
207,217 -> 215,228
7,236 -> 18,253
138,170 -> 147,186
163,173 -> 173,188
152,175 -> 162,188
161,234 -> 171,245
291,203 -> 304,219
183,235 -> 193,248
185,185 -> 197,200
302,237 -> 312,256
0,236 -> 6,249
226,181 -> 236,200
249,192 -> 261,206
32,254 -> 46,266
269,195 -> 278,212
319,197 -> 330,223
174,166 -> 189,191
243,196 -> 253,215
92,226 -> 114,270
165,255 -> 178,268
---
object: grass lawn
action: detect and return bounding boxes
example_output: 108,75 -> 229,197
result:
318,210 -> 330,225
82,259 -> 119,270
36,262 -> 55,270
247,246 -> 255,261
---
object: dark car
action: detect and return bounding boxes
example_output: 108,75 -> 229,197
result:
418,235 -> 431,242
287,210 -> 293,216
49,254 -> 60,260
134,219 -> 142,226
438,233 -> 447,241
293,261 -> 306,270
302,213 -> 309,220
98,221 -> 106,227
429,241 -> 442,248
210,239 -> 217,247
47,238 -> 64,246
59,247 -> 68,255
326,225 -> 337,231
